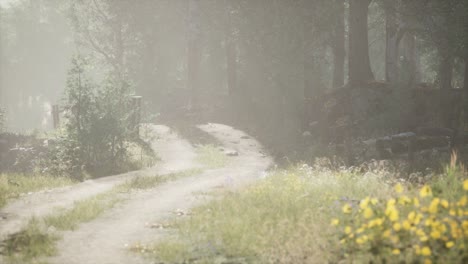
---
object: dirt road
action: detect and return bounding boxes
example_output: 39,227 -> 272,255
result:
0,125 -> 198,242
47,123 -> 272,264
0,124 -> 272,264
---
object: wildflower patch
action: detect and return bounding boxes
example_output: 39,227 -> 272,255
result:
333,181 -> 468,263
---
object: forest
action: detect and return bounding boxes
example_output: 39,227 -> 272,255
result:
0,0 -> 468,263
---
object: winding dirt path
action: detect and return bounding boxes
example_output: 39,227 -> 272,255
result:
46,123 -> 272,264
0,125 -> 198,242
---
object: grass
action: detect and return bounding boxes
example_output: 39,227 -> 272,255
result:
43,189 -> 122,231
0,218 -> 58,264
196,145 -> 228,169
0,174 -> 75,208
122,169 -> 203,190
145,155 -> 468,264
146,165 -> 395,263
0,169 -> 203,263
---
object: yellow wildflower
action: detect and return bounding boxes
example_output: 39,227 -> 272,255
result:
463,179 -> 468,191
385,206 -> 399,222
430,230 -> 441,239
402,220 -> 411,230
398,195 -> 411,205
345,226 -> 352,234
420,246 -> 432,256
331,219 -> 339,226
342,204 -> 352,214
363,208 -> 373,219
394,183 -> 403,193
428,198 -> 440,214
393,222 -> 401,232
424,259 -> 432,264
392,249 -> 401,255
446,241 -> 455,248
360,197 -> 370,209
441,199 -> 449,208
420,185 -> 432,198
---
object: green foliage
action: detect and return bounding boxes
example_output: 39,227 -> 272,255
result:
40,56 -> 153,179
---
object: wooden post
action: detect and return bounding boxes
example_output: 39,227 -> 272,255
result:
131,96 -> 142,137
52,105 -> 60,129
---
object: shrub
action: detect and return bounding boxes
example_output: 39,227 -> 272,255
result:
39,56 -> 153,179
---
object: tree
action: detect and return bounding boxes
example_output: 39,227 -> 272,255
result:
70,0 -> 132,86
348,0 -> 374,84
383,0 -> 399,83
332,0 -> 345,89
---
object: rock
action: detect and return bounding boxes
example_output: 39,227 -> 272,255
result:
241,135 -> 250,139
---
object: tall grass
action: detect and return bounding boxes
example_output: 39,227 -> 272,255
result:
0,174 -> 75,208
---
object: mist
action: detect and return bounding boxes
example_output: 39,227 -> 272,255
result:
1,1 -> 468,263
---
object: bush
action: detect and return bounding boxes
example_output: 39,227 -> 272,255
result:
39,56 -> 153,179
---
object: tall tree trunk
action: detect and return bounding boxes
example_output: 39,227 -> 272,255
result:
385,0 -> 399,83
439,49 -> 454,128
400,33 -> 420,86
348,0 -> 374,85
464,57 -> 468,92
188,0 -> 201,108
332,0 -> 345,89
439,53 -> 454,91
462,57 -> 468,134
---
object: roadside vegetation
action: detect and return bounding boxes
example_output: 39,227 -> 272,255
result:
143,155 -> 468,264
0,169 -> 202,264
0,174 -> 75,208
